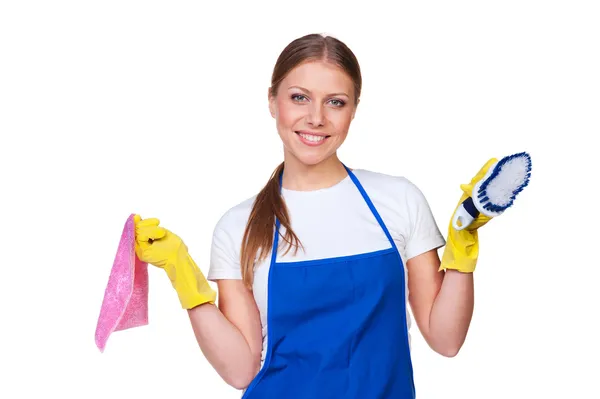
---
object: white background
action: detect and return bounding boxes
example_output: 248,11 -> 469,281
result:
1,1 -> 598,398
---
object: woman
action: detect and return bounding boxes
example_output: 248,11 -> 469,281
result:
134,33 -> 492,398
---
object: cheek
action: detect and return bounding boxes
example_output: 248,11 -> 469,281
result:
328,109 -> 354,131
276,98 -> 303,128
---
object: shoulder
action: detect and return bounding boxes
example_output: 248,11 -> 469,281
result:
207,194 -> 258,281
352,168 -> 444,260
351,168 -> 427,202
214,195 -> 256,233
351,167 -> 439,230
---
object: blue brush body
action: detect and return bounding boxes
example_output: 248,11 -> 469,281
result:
476,151 -> 532,214
452,152 -> 532,230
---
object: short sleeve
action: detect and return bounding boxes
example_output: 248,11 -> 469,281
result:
404,181 -> 446,260
206,223 -> 243,281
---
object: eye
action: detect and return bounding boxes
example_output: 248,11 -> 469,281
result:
329,99 -> 345,107
291,94 -> 308,102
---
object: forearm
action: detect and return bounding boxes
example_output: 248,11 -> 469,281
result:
187,303 -> 261,389
427,269 -> 474,357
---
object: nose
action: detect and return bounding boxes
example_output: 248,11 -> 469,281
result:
306,103 -> 325,127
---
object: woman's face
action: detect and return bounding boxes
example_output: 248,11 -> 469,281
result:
269,60 -> 358,167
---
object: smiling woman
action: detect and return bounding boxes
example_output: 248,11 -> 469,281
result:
268,40 -> 359,172
133,33 -> 479,399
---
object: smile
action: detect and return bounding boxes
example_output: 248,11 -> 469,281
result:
295,131 -> 330,146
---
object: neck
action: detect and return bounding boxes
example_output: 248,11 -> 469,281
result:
281,153 -> 348,191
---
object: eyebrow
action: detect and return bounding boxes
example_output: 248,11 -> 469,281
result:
288,85 -> 350,98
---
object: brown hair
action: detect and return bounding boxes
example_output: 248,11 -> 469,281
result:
239,33 -> 362,289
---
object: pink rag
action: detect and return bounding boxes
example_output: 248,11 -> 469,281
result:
95,213 -> 149,352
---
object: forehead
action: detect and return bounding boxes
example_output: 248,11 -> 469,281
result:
282,60 -> 354,96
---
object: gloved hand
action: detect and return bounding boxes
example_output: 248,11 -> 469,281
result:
134,215 -> 217,309
439,158 -> 498,273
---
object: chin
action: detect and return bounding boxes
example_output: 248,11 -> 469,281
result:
282,130 -> 344,166
297,156 -> 327,166
289,150 -> 335,167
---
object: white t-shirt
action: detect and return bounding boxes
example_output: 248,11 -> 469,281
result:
207,168 -> 446,365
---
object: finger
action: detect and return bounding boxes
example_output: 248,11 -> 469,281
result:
137,226 -> 167,242
136,217 -> 161,228
136,226 -> 167,242
135,239 -> 151,259
459,183 -> 472,197
135,241 -> 145,260
472,158 -> 498,181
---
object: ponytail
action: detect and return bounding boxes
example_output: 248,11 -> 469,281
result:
240,162 -> 303,289
240,32 -> 362,289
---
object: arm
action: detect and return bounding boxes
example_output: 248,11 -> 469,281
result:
187,280 -> 263,389
406,249 -> 474,357
133,216 -> 262,389
403,158 -> 498,356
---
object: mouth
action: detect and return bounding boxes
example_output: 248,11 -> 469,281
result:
295,131 -> 331,146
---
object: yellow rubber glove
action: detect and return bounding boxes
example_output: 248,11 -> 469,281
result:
134,215 -> 217,309
439,158 -> 498,273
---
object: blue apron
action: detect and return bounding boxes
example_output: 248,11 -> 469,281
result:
242,166 -> 415,398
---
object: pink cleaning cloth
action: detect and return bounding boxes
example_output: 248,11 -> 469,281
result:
95,213 -> 149,352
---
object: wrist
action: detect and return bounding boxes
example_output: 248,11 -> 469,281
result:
169,250 -> 217,309
176,282 -> 217,309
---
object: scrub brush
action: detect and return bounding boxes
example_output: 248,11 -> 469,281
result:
452,152 -> 532,230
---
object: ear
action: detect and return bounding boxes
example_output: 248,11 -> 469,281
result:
268,87 -> 276,118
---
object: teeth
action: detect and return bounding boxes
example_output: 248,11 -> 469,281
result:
299,133 -> 325,142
